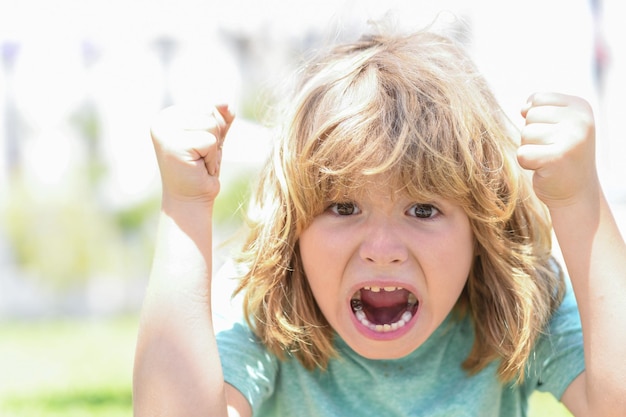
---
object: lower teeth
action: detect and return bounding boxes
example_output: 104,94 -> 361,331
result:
351,299 -> 363,311
355,309 -> 413,333
350,289 -> 417,333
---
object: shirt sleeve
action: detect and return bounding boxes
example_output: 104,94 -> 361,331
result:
216,321 -> 279,413
524,281 -> 585,400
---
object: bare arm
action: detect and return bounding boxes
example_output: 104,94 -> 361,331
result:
554,183 -> 626,417
133,106 -> 251,417
519,93 -> 626,417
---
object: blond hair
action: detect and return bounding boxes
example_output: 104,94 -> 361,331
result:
234,29 -> 564,383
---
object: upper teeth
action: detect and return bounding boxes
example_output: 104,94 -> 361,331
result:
363,286 -> 403,292
353,287 -> 417,304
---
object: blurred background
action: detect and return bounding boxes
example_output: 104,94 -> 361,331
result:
0,0 -> 624,415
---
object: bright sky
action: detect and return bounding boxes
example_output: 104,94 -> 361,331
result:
1,0 -> 624,206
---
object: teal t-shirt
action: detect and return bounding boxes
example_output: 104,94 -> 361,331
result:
216,287 -> 584,416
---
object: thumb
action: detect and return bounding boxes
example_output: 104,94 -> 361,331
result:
214,104 -> 236,140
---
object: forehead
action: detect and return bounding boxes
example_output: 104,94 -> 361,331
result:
325,172 -> 442,203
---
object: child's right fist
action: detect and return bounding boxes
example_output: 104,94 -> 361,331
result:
150,105 -> 235,204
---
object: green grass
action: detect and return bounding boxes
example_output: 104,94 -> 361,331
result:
529,391 -> 573,416
0,317 -> 136,417
0,317 -> 572,416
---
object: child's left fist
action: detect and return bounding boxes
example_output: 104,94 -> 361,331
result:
518,92 -> 598,209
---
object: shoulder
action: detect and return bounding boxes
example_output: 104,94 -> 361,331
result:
217,321 -> 278,370
546,281 -> 582,337
524,283 -> 584,399
217,321 -> 280,410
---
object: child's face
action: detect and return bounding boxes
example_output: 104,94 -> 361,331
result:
299,182 -> 474,359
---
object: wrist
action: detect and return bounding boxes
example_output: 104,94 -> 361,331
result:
160,194 -> 215,230
161,191 -> 216,212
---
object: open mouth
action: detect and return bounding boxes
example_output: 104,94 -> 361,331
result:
350,286 -> 418,333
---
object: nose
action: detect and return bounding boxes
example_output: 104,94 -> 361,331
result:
359,220 -> 409,265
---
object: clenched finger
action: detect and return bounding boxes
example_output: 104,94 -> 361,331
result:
520,123 -> 557,146
517,142 -> 560,171
523,105 -> 569,125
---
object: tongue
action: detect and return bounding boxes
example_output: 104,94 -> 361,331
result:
360,289 -> 409,325
367,305 -> 407,324
360,289 -> 409,307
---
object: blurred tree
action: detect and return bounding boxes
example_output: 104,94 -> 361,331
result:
152,36 -> 178,108
1,41 -> 21,176
3,174 -> 124,288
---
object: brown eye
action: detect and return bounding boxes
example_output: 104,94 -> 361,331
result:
408,204 -> 438,219
330,202 -> 359,216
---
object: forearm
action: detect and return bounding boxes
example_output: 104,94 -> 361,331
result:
550,187 -> 626,415
133,201 -> 228,416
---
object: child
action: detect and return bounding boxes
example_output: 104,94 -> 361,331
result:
133,29 -> 626,416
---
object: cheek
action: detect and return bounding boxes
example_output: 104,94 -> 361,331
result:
426,225 -> 474,290
298,224 -> 354,313
298,226 -> 335,288
299,221 -> 351,273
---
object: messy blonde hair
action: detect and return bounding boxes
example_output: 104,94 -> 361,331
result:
234,29 -> 564,383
